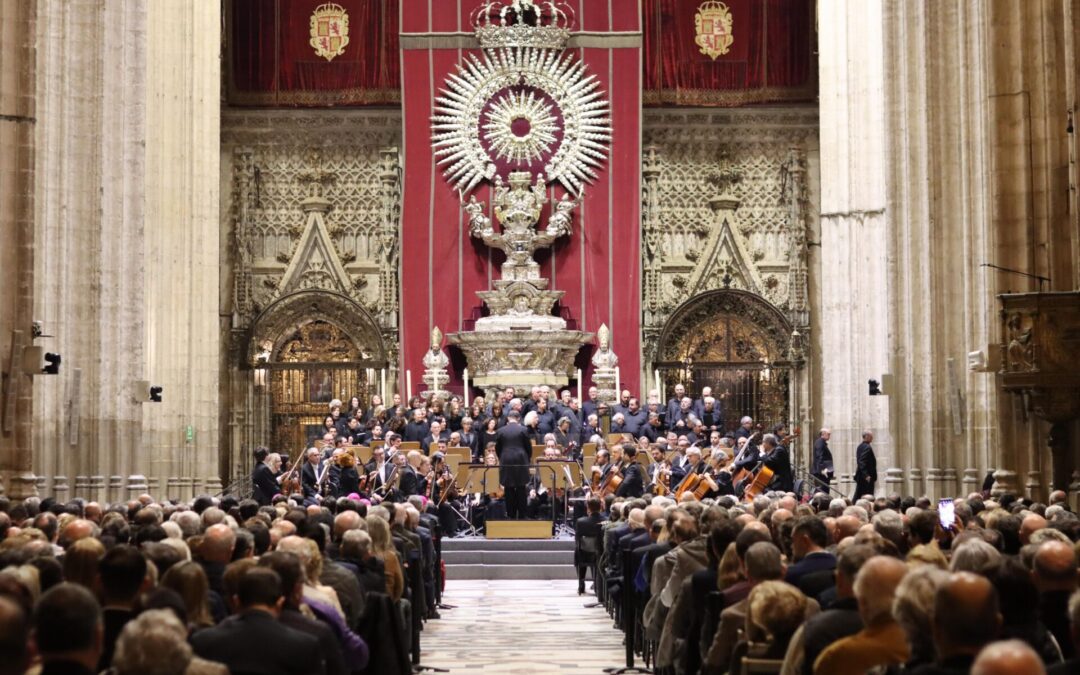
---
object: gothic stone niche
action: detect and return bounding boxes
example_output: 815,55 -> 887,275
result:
655,288 -> 794,431
277,321 -> 361,363
222,110 -> 403,361
640,108 -> 817,365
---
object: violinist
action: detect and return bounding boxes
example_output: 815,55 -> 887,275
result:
615,445 -> 644,498
759,433 -> 794,493
366,446 -> 389,490
335,450 -> 360,497
300,447 -> 321,505
251,447 -> 278,506
731,434 -> 761,475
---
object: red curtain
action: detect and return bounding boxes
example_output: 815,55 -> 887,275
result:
399,0 -> 643,398
227,0 -> 400,106
643,0 -> 816,106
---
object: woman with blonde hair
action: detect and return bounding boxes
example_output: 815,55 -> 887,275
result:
365,515 -> 404,602
160,561 -> 214,630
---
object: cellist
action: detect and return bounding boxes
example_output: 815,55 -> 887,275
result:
673,446 -> 719,499
759,433 -> 794,493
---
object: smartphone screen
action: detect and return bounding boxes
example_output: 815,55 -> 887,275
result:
938,498 -> 955,529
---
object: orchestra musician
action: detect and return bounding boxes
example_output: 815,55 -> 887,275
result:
251,447 -> 278,506
300,448 -> 321,505
758,433 -> 794,493
615,444 -> 644,498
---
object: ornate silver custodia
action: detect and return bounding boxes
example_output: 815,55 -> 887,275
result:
440,0 -> 606,394
449,171 -> 591,391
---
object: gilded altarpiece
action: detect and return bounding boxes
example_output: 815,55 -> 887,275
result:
642,109 -> 818,458
221,111 -> 402,483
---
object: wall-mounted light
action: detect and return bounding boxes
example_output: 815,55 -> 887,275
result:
149,386 -> 163,403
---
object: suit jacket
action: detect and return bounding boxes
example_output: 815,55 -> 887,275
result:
301,462 -> 320,500
616,462 -> 645,498
812,437 -> 834,476
799,598 -> 862,675
191,609 -> 326,675
855,442 -> 877,484
813,619 -> 908,675
396,465 -> 420,500
495,422 -> 532,486
764,445 -> 794,492
252,463 -> 279,506
278,608 -> 349,675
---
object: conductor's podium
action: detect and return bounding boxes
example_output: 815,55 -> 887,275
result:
485,520 -> 553,539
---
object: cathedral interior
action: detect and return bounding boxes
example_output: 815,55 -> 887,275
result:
1,0 -> 1079,506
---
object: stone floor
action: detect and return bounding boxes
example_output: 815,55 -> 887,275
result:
419,579 -> 628,674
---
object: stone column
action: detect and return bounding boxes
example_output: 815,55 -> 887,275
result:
0,0 -> 38,499
33,0 -> 147,503
142,0 -> 221,498
817,0 -> 893,495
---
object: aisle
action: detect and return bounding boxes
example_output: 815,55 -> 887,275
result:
419,580 -> 628,674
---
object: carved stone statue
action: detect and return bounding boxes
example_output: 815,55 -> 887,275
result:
591,323 -> 619,404
421,326 -> 451,399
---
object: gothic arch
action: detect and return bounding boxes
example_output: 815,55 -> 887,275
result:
247,290 -> 387,367
656,289 -> 792,366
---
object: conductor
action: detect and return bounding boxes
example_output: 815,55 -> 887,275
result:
496,409 -> 532,519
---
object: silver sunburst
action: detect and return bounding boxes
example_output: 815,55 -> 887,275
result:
432,46 -> 612,195
482,88 -> 559,166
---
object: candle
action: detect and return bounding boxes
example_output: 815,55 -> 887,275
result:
576,369 -> 582,404
463,368 -> 469,399
406,370 -> 412,402
380,369 -> 386,402
615,367 -> 620,401
655,369 -> 661,400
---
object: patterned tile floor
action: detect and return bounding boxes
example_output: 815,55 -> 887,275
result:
419,580 -> 630,674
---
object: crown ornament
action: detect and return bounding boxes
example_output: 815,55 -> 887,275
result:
472,0 -> 575,51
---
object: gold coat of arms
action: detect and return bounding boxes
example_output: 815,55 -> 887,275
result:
695,1 -> 735,60
310,2 -> 350,62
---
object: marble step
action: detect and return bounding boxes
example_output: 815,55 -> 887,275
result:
445,563 -> 579,580
442,549 -> 573,565
441,537 -> 575,552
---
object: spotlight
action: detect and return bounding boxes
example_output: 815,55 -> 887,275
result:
149,386 -> 163,403
868,379 -> 881,396
43,353 -> 61,375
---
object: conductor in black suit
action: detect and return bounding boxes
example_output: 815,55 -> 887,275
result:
495,410 -> 532,519
853,430 -> 877,498
811,428 -> 834,491
191,567 -> 325,675
615,444 -> 645,498
251,447 -> 278,506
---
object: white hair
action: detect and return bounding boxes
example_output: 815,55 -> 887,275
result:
740,416 -> 753,425
524,411 -> 538,426
112,609 -> 193,675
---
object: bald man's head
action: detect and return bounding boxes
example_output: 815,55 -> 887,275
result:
853,555 -> 908,625
934,572 -> 1001,657
333,511 -> 362,542
971,640 -> 1045,675
834,515 -> 861,542
201,523 -> 236,563
1019,514 -> 1047,545
1033,541 -> 1078,592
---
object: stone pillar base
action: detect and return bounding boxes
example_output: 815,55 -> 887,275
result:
1025,471 -> 1042,500
884,468 -> 904,496
991,469 -> 1018,498
204,476 -> 223,496
127,475 -> 148,499
908,468 -> 924,497
0,471 -> 38,500
962,468 -> 979,497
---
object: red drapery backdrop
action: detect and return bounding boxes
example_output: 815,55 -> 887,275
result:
643,0 -> 816,106
399,0 -> 642,399
227,0 -> 401,106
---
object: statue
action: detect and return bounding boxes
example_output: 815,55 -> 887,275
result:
421,326 -> 451,399
468,171 -> 576,282
590,324 -> 619,404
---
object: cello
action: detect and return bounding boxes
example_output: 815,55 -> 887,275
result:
279,452 -> 302,498
742,464 -> 775,501
597,460 -> 624,498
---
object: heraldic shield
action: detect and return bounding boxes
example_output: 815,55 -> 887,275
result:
310,2 -> 350,62
695,1 -> 735,59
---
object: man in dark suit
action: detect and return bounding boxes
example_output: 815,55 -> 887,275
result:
496,410 -> 532,519
192,567 -> 325,675
853,431 -> 877,498
616,444 -> 645,498
575,496 -> 605,594
251,447 -> 279,506
259,552 -> 354,675
97,545 -> 147,671
301,447 -> 321,504
811,428 -> 834,491
761,433 -> 794,493
784,516 -> 836,597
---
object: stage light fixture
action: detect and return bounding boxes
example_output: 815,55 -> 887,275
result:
150,386 -> 163,403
